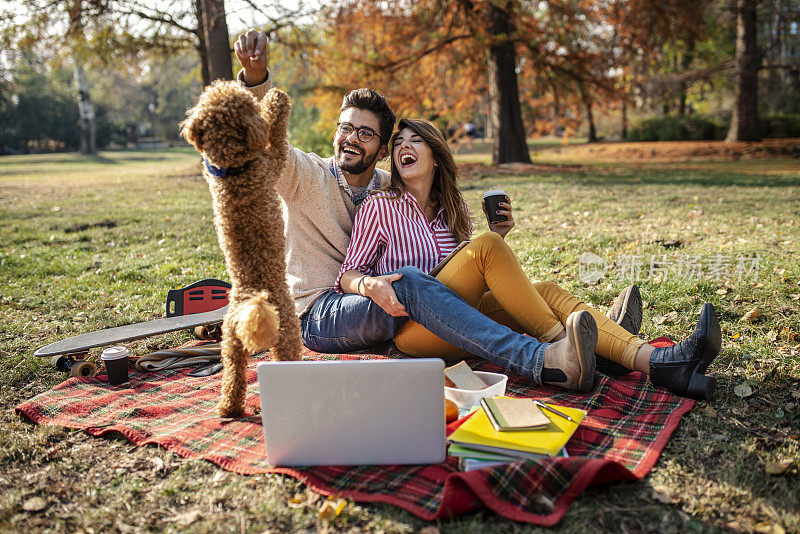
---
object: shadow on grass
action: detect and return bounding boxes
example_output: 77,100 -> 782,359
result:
504,168 -> 800,189
0,148 -> 195,166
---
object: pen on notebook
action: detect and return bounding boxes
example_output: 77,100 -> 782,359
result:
533,400 -> 573,422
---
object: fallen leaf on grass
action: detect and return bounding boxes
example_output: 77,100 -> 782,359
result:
652,311 -> 679,325
150,456 -> 164,473
740,306 -> 762,323
700,405 -> 717,417
287,494 -> 305,509
167,509 -> 201,526
22,497 -> 46,512
766,330 -> 778,342
652,492 -> 674,504
764,460 -> 792,475
755,521 -> 786,534
734,383 -> 754,398
651,485 -> 675,504
318,496 -> 347,520
715,288 -> 729,295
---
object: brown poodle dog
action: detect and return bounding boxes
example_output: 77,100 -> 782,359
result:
181,81 -> 303,418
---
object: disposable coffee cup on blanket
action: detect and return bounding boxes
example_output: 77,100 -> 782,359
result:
101,346 -> 130,385
483,189 -> 508,223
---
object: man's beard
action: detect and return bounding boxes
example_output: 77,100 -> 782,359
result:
336,144 -> 380,175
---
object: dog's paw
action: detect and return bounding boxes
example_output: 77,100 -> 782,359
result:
261,89 -> 292,150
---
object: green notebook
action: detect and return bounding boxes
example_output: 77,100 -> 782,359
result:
447,444 -> 521,461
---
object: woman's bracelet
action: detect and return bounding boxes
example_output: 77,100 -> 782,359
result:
356,275 -> 367,297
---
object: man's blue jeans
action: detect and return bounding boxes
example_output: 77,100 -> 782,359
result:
300,266 -> 548,383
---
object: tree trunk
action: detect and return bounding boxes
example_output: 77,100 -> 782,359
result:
621,99 -> 628,140
195,0 -> 211,86
74,63 -> 96,155
487,2 -> 530,164
678,40 -> 695,116
580,84 -> 597,142
199,0 -> 232,83
726,0 -> 761,142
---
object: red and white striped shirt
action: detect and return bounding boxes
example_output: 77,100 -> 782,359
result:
334,190 -> 472,293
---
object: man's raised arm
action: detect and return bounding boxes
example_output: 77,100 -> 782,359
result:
232,29 -> 329,203
234,30 -> 270,97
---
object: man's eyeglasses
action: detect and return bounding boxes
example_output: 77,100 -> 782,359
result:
337,122 -> 382,143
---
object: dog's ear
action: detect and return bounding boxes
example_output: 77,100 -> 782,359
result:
245,114 -> 269,152
179,111 -> 204,152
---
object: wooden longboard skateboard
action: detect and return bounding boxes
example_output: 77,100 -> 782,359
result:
34,306 -> 228,359
35,279 -> 230,377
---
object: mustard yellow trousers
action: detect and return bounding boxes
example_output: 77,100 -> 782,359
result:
394,232 -> 645,367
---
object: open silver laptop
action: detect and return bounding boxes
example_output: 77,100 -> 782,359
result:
257,358 -> 446,466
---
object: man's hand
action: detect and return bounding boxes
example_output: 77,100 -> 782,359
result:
363,274 -> 408,317
234,30 -> 269,86
482,196 -> 515,239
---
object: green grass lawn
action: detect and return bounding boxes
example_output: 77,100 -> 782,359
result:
1,146 -> 799,532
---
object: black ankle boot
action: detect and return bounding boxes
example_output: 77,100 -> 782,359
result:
649,303 -> 721,400
597,285 -> 641,377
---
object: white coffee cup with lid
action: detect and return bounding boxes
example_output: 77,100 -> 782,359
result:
101,346 -> 130,385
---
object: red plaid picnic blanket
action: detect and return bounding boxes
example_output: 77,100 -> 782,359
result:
16,338 -> 691,525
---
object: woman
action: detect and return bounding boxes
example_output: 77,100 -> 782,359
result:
335,119 -> 720,400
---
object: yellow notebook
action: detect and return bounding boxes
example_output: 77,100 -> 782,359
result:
447,403 -> 587,458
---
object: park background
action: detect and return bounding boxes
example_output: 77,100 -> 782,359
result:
1,0 -> 800,533
1,0 -> 799,156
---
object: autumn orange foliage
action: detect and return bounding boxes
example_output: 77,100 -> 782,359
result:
306,0 -> 707,142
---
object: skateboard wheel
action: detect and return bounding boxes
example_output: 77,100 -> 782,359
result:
195,324 -> 222,341
206,324 -> 222,340
70,361 -> 97,378
51,354 -> 69,371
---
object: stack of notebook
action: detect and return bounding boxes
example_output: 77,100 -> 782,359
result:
447,396 -> 586,471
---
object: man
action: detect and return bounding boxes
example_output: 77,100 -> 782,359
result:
230,30 -> 601,390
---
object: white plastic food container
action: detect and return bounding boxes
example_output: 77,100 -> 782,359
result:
444,371 -> 508,414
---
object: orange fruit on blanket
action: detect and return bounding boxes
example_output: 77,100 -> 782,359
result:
445,399 -> 459,423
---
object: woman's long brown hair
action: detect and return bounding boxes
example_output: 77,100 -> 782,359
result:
385,119 -> 472,243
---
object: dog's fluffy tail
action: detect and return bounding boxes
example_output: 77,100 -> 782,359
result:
233,291 -> 279,354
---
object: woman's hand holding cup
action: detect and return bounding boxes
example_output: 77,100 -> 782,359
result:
482,189 -> 515,239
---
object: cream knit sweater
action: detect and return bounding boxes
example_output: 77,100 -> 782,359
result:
238,71 -> 390,316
